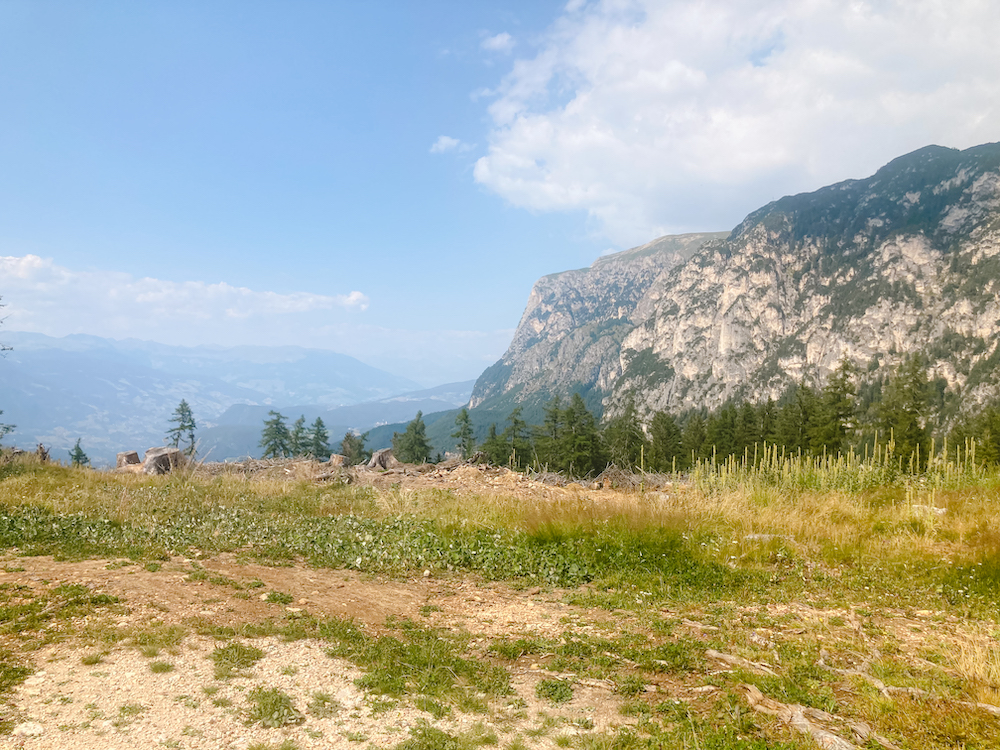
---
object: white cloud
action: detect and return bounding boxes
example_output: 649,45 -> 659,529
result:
430,135 -> 461,153
481,32 -> 515,53
430,135 -> 474,154
0,254 -> 367,331
0,255 -> 508,385
475,0 -> 1000,246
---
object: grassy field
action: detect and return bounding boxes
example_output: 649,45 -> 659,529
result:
1,452 -> 999,748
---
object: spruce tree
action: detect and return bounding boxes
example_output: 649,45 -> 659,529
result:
534,396 -> 565,470
501,407 -> 532,469
166,399 -> 197,456
562,394 -> 604,477
68,438 -> 90,467
309,417 -> 330,459
812,358 -> 856,454
480,423 -> 509,466
681,413 -> 707,464
259,411 -> 291,459
451,407 -> 475,459
880,356 -> 931,467
0,410 -> 13,444
648,411 -> 682,472
604,395 -> 648,470
339,431 -> 369,465
289,415 -> 307,457
392,411 -> 432,463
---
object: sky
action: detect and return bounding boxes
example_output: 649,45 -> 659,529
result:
2,0 -> 999,386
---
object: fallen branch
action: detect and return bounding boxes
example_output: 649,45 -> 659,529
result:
706,649 -> 779,677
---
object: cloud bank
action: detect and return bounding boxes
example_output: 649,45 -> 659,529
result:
474,0 -> 1000,246
0,255 -> 507,385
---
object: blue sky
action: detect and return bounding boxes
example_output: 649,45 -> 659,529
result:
2,1 -> 999,386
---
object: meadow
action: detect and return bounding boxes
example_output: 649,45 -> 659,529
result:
0,451 -> 998,749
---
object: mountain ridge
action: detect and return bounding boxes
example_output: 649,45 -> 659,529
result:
472,142 -> 1000,424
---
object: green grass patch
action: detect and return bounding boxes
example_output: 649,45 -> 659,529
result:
535,678 -> 573,704
211,641 -> 265,679
246,686 -> 304,728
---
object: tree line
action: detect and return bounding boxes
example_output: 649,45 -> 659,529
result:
386,354 -> 1000,476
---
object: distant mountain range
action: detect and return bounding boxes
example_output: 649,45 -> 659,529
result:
0,332 -> 474,464
470,142 -> 1000,428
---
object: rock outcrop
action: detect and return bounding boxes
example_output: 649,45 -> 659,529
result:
471,143 -> 1000,421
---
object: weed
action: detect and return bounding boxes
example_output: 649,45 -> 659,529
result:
264,591 -> 294,605
248,741 -> 299,750
615,674 -> 646,697
246,686 -> 304,727
211,641 -> 264,679
306,690 -> 339,718
414,695 -> 451,719
535,678 -> 573,704
150,661 -> 174,673
112,702 -> 147,727
81,653 -> 103,665
394,724 -> 461,750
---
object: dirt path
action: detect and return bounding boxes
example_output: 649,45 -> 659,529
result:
0,556 -> 637,749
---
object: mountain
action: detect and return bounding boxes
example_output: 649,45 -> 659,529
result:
472,143 -> 1000,423
197,380 -> 476,461
0,332 -> 423,465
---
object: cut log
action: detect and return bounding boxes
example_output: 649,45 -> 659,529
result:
117,451 -> 141,468
367,448 -> 400,470
143,446 -> 183,475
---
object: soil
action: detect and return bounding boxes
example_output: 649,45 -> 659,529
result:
0,554 -> 641,749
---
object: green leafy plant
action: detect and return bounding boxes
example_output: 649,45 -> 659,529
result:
246,686 -> 304,728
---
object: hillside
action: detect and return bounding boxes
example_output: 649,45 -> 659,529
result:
472,143 -> 1000,423
0,332 -> 423,465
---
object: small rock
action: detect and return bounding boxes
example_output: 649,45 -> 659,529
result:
423,570 -> 431,577
13,722 -> 44,737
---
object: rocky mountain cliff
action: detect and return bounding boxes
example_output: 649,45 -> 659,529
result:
471,143 -> 1000,421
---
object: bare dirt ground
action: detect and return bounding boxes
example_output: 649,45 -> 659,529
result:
0,553 -> 642,749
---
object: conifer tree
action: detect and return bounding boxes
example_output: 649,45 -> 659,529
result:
309,417 -> 330,458
681,412 -> 707,463
812,358 -> 857,454
289,415 -> 307,457
562,394 -> 604,477
648,411 -> 682,472
880,356 -> 931,466
259,411 -> 291,459
0,410 -> 13,444
339,430 -> 369,465
480,423 -> 508,466
68,438 -> 90,467
604,395 -> 647,470
392,411 -> 432,463
451,407 -> 475,459
166,399 -> 197,456
534,396 -> 565,469
501,407 -> 532,469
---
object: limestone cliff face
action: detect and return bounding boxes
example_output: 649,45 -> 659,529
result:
471,143 -> 1000,419
469,232 -> 728,409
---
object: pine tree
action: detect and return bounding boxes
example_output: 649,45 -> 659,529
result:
812,358 -> 856,454
166,399 -> 197,456
68,438 -> 90,467
0,410 -> 13,444
259,411 -> 291,459
289,415 -> 307,457
480,423 -> 508,466
534,396 -> 565,470
561,394 -> 604,477
648,411 -> 682,472
733,402 -> 760,457
309,417 -> 330,459
501,407 -> 532,469
392,411 -> 433,463
451,407 -> 475,459
880,356 -> 931,467
604,395 -> 648,470
681,413 -> 706,464
339,431 -> 369,465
